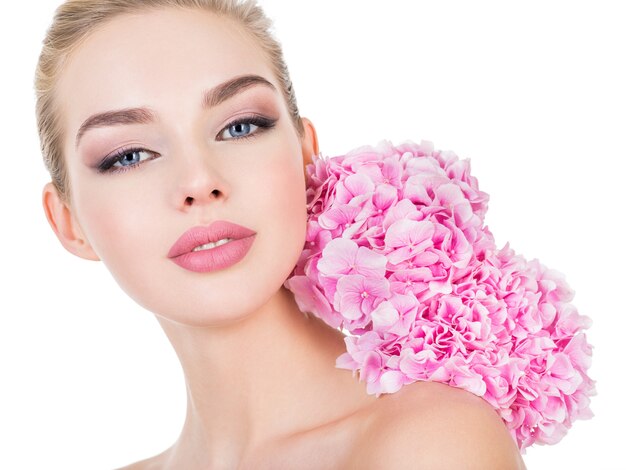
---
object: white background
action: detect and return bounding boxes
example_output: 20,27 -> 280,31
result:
1,1 -> 624,468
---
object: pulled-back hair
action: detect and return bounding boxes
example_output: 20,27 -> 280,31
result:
35,0 -> 304,204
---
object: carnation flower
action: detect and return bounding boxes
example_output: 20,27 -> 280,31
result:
284,139 -> 595,452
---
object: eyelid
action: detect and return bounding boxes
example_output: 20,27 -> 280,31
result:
96,145 -> 159,174
216,114 -> 277,141
111,148 -> 153,167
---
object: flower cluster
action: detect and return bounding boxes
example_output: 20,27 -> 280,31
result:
284,140 -> 595,452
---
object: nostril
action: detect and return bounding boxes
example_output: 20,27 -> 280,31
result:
183,190 -> 220,206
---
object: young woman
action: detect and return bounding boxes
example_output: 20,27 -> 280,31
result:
36,0 -> 526,467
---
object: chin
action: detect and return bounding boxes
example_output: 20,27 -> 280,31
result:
138,264 -> 292,328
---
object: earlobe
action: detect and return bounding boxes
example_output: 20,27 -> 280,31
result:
300,117 -> 319,171
42,182 -> 100,261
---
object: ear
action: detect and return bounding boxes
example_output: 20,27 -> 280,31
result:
300,117 -> 319,172
42,182 -> 100,261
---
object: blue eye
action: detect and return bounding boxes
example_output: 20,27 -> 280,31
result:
97,147 -> 158,174
113,149 -> 152,167
223,121 -> 258,139
218,115 -> 277,141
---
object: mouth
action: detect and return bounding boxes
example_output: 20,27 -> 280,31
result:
169,227 -> 256,274
168,220 -> 257,259
191,238 -> 234,252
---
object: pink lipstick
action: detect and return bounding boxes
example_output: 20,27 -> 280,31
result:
168,220 -> 256,273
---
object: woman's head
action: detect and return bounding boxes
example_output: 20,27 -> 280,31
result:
37,1 -> 319,326
36,0 -> 307,207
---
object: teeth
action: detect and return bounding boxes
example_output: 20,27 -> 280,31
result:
192,238 -> 233,252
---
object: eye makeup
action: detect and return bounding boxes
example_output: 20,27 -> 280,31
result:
94,113 -> 278,175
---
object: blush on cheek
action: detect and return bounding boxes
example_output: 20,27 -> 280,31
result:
278,170 -> 308,251
79,198 -> 146,270
256,154 -> 307,260
267,155 -> 306,216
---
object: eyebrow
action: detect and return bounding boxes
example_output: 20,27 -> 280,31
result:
75,74 -> 277,149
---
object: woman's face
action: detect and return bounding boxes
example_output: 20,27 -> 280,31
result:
52,8 -> 314,325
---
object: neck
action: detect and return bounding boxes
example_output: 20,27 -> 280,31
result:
155,286 -> 377,466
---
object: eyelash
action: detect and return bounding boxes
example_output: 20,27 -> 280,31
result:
96,114 -> 277,174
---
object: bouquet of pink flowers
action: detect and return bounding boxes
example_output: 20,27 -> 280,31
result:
284,139 -> 595,452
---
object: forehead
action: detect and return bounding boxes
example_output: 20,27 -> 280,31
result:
56,7 -> 277,139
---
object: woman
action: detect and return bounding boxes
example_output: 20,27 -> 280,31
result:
36,0 -> 526,467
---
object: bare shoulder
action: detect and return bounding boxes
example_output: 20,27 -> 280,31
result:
347,381 -> 527,470
114,451 -> 168,470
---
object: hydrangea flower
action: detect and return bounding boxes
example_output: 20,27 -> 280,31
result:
284,139 -> 595,452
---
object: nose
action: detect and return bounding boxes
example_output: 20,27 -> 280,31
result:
183,189 -> 222,207
171,144 -> 229,212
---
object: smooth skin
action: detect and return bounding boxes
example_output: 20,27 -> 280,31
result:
42,7 -> 526,469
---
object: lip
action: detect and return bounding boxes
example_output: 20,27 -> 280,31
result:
168,221 -> 257,273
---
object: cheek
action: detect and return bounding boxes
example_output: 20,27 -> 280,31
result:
273,149 -> 306,218
248,146 -> 308,270
74,181 -> 159,279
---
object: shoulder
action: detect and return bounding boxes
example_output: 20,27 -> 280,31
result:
114,452 -> 167,470
347,381 -> 526,470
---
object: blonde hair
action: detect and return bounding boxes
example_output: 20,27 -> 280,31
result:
35,0 -> 304,205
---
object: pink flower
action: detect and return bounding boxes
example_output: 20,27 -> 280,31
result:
385,219 -> 436,265
335,275 -> 391,328
284,139 -> 595,452
318,238 -> 387,279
